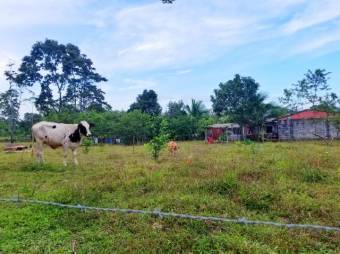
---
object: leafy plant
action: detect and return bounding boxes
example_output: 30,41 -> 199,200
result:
145,119 -> 170,160
144,134 -> 169,160
82,137 -> 92,154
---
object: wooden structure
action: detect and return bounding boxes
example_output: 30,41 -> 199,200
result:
3,144 -> 29,152
205,123 -> 243,143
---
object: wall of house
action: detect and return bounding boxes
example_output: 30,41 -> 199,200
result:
206,127 -> 243,141
278,119 -> 339,140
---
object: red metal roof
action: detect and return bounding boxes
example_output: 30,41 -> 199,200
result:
279,110 -> 328,120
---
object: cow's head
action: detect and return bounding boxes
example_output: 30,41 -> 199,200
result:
78,121 -> 93,137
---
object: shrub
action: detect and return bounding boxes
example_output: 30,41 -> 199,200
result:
145,119 -> 170,160
144,134 -> 169,160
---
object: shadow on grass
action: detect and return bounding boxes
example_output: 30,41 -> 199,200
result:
20,163 -> 68,173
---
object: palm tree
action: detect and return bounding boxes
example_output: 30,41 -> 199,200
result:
185,99 -> 208,117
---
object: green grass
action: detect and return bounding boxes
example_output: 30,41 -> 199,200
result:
0,141 -> 339,253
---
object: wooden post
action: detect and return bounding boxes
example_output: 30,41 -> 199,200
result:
132,135 -> 135,153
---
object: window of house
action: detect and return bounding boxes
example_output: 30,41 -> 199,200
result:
266,126 -> 273,133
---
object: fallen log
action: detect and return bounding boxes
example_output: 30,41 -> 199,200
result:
3,144 -> 29,152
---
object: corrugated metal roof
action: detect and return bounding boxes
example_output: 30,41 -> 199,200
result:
279,110 -> 328,120
265,117 -> 277,123
208,123 -> 240,128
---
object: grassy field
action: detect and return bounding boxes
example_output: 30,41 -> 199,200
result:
0,141 -> 339,253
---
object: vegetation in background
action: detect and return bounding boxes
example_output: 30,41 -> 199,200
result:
211,74 -> 286,138
0,63 -> 21,143
165,100 -> 187,118
185,99 -> 208,118
280,69 -> 339,112
329,113 -> 340,138
129,89 -> 162,116
6,39 -> 109,115
162,0 -> 175,3
0,41 -> 339,146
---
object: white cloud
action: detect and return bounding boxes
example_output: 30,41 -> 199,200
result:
2,0 -> 339,75
84,1 -> 266,72
0,51 -> 18,92
86,0 -> 340,73
0,0 -> 87,28
175,69 -> 192,75
283,0 -> 340,34
292,30 -> 340,54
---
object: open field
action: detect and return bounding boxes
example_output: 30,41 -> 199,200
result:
0,141 -> 339,253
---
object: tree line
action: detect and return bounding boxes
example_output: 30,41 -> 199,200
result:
1,39 -> 340,143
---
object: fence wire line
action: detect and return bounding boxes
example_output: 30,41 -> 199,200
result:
1,197 -> 339,232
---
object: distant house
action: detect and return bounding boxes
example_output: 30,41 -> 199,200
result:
206,110 -> 338,143
205,123 -> 243,143
265,109 -> 338,141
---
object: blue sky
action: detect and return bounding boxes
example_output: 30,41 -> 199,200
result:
0,0 -> 340,114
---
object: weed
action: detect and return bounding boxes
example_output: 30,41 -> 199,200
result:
82,137 -> 92,154
20,163 -> 65,172
240,187 -> 278,212
204,173 -> 238,196
301,168 -> 327,183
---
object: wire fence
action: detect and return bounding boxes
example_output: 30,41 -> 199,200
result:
1,197 -> 339,232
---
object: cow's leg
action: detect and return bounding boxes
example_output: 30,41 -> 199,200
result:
63,146 -> 68,166
36,140 -> 44,163
72,149 -> 79,166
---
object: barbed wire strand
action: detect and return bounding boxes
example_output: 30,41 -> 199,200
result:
1,197 -> 339,232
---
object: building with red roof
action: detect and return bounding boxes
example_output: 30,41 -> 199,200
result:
279,110 -> 328,120
265,109 -> 338,140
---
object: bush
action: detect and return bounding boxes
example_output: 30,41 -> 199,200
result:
144,119 -> 170,160
144,134 -> 169,160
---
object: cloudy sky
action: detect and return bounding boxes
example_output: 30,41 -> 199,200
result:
1,0 -> 340,114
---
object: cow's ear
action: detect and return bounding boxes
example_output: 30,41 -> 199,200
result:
89,123 -> 95,128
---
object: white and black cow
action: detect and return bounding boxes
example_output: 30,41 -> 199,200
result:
32,121 -> 93,166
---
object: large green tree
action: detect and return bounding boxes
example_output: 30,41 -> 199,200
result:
63,45 -> 109,111
280,69 -> 337,112
211,74 -> 267,128
13,39 -> 108,115
185,99 -> 208,118
19,113 -> 42,136
0,63 -> 21,142
166,100 -> 187,118
129,90 -> 162,116
118,110 -> 153,144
